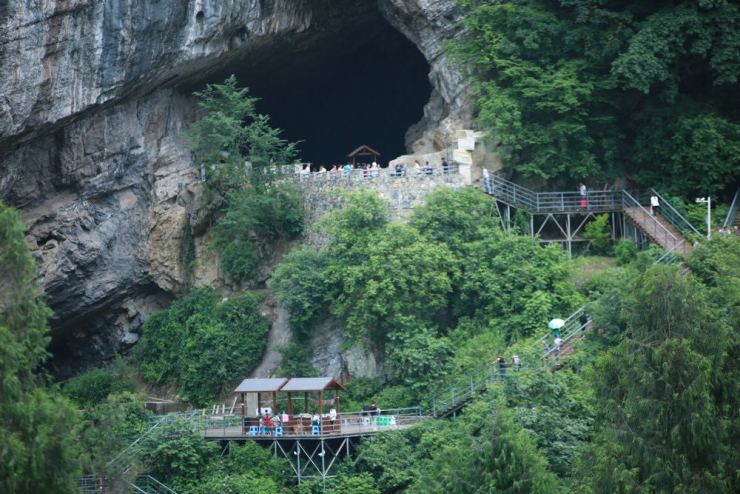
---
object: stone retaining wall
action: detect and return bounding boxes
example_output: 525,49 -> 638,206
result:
284,164 -> 471,244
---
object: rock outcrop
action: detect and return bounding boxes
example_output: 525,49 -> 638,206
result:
0,0 -> 471,373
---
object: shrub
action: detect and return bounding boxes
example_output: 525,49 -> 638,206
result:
62,359 -> 134,407
583,214 -> 612,254
136,289 -> 269,406
614,239 -> 637,265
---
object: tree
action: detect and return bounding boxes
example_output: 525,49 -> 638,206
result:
410,187 -> 501,254
410,402 -> 558,494
183,74 -> 298,191
0,202 -> 82,493
453,0 -> 740,197
574,265 -> 738,492
136,289 -> 269,407
184,75 -> 304,282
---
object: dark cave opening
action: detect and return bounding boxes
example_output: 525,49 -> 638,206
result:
190,8 -> 432,166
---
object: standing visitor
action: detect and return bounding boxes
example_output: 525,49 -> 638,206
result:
554,336 -> 563,361
650,194 -> 660,216
579,183 -> 587,208
414,160 -> 421,175
483,168 -> 492,194
496,356 -> 506,379
512,354 -> 521,371
441,157 -> 449,173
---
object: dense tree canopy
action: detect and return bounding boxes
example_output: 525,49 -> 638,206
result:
455,0 -> 740,198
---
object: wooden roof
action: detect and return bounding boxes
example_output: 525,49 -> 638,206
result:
347,144 -> 381,158
234,378 -> 288,393
281,377 -> 345,392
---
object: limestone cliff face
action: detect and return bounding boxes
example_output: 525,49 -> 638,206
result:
0,0 -> 470,372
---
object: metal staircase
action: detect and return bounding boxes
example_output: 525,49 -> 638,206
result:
79,415 -> 180,493
722,189 -> 739,232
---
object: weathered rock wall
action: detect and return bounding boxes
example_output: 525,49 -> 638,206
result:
0,0 -> 471,372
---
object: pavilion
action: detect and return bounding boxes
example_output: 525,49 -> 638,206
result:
347,144 -> 381,167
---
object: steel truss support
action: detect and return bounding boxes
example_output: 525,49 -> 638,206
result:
272,438 -> 353,484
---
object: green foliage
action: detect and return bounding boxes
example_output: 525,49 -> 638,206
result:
62,359 -> 135,406
458,236 -> 576,341
183,74 -> 298,191
582,214 -> 611,254
191,441 -> 290,494
269,247 -> 329,335
298,472 -> 380,494
78,391 -> 151,476
136,288 -> 269,406
271,188 -> 580,400
0,202 -> 82,494
184,75 -> 304,283
573,264 -> 738,492
409,403 -> 558,493
613,239 -> 637,265
327,222 -> 458,346
410,187 -> 501,254
210,183 -> 305,282
453,0 -> 740,196
275,341 -> 318,378
140,418 -> 219,488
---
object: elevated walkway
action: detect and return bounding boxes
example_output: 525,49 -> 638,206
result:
485,174 -> 699,256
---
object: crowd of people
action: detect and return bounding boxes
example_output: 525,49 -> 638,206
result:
297,158 -> 454,179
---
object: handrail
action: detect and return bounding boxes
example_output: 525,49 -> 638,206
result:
649,188 -> 701,238
654,239 -> 686,265
621,190 -> 678,249
723,189 -> 739,229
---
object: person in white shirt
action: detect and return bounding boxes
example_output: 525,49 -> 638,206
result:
650,194 -> 660,216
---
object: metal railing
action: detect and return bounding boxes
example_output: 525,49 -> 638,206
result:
131,475 -> 178,494
649,188 -> 701,239
487,175 -> 622,213
152,407 -> 428,439
621,190 -> 680,250
539,306 -> 590,359
722,189 -> 739,230
290,163 -> 460,183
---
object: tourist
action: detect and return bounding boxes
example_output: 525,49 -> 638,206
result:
424,161 -> 433,175
368,401 -> 379,416
328,408 -> 337,431
263,414 -> 275,433
441,157 -> 449,173
554,336 -> 563,361
579,183 -> 587,208
343,163 -> 352,175
650,194 -> 660,216
394,163 -> 405,177
496,356 -> 506,379
483,168 -> 491,194
414,160 -> 421,175
512,354 -> 521,371
318,165 -> 327,173
579,312 -> 589,331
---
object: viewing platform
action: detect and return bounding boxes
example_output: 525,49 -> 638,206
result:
201,407 -> 428,441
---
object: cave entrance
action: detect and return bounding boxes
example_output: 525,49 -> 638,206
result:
191,4 -> 431,167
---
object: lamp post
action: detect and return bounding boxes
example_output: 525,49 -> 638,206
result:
695,197 -> 711,240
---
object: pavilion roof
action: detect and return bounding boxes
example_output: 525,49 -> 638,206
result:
234,377 -> 288,393
281,377 -> 345,392
347,144 -> 381,158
